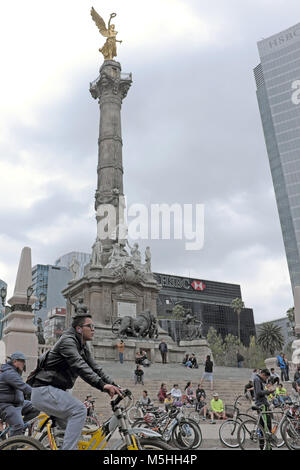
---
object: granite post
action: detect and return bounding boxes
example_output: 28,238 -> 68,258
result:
2,247 -> 38,371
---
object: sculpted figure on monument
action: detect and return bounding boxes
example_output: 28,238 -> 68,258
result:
70,256 -> 80,281
129,242 -> 142,265
91,236 -> 103,268
112,310 -> 158,339
69,296 -> 89,316
181,310 -> 203,341
107,242 -> 128,269
91,8 -> 122,60
144,246 -> 152,273
36,317 -> 45,345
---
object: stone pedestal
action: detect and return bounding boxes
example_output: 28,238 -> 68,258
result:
62,265 -> 160,334
0,340 -> 5,364
2,247 -> 38,371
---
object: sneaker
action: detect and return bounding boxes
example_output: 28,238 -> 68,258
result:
202,417 -> 206,421
210,420 -> 216,424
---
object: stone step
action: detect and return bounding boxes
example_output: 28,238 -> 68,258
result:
73,374 -> 294,422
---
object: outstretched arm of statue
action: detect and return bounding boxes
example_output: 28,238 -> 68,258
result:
108,12 -> 117,28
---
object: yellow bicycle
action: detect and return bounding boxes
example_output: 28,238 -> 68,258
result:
0,389 -> 173,451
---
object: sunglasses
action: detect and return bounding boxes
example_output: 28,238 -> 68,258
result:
82,323 -> 95,330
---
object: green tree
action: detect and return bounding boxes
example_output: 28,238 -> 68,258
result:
223,334 -> 241,366
172,304 -> 186,320
286,307 -> 295,324
257,322 -> 284,356
207,327 -> 225,365
231,298 -> 245,343
243,336 -> 265,369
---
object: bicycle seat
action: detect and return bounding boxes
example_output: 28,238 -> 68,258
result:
251,405 -> 262,411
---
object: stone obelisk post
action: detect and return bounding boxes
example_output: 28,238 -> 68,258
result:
90,60 -> 132,265
3,247 -> 38,371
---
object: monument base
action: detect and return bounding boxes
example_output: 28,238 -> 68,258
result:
91,331 -> 211,364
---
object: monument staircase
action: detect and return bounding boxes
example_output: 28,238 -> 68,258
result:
72,363 -> 294,422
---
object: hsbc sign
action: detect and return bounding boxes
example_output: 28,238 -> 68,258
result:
191,280 -> 206,291
155,273 -> 206,292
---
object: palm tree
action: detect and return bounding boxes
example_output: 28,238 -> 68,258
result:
231,298 -> 245,343
257,322 -> 284,355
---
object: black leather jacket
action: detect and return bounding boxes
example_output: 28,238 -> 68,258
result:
32,327 -> 115,391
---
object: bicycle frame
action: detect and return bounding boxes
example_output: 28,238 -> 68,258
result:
41,389 -> 162,450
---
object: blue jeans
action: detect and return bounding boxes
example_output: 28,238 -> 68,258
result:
0,400 -> 39,436
119,352 -> 124,364
31,386 -> 87,450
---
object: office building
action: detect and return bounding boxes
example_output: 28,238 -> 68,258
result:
155,273 -> 255,346
254,23 -> 300,291
31,264 -> 72,324
44,307 -> 66,343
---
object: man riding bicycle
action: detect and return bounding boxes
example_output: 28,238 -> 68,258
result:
0,351 -> 39,436
30,310 -> 122,450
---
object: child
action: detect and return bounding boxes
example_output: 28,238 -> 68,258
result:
164,392 -> 173,411
134,365 -> 144,385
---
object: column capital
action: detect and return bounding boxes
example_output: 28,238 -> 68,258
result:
90,60 -> 132,102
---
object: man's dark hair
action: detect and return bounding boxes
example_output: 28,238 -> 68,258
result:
260,368 -> 270,377
72,314 -> 92,329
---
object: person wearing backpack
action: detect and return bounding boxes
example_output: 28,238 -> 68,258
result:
276,352 -> 287,382
29,311 -> 122,450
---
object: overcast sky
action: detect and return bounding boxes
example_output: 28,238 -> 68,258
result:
0,0 -> 299,324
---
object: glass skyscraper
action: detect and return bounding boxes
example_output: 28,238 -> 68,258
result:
255,23 -> 300,292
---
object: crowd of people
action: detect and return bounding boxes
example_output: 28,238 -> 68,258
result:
156,380 -> 226,424
244,362 -> 300,409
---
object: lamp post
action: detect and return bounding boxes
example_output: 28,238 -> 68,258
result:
26,285 -> 46,315
0,286 -> 7,340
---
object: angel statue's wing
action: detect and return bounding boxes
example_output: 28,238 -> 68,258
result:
91,7 -> 109,37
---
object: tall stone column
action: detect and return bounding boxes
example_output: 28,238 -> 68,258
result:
294,286 -> 300,337
3,247 -> 38,371
90,60 -> 132,263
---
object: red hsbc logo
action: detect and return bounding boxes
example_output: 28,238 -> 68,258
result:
191,280 -> 206,291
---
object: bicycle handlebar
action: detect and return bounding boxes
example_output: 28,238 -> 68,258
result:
111,389 -> 132,411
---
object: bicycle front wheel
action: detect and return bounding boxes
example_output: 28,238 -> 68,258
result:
0,435 -> 46,450
171,420 -> 201,449
127,406 -> 143,424
281,417 -> 300,450
237,418 -> 267,450
219,419 -> 241,448
120,437 -> 174,450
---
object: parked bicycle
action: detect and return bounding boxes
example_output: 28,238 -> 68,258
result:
133,403 -> 202,449
236,402 -> 293,450
218,395 -> 255,448
279,401 -> 300,450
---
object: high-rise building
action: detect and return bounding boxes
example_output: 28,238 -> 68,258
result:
44,307 -> 66,343
254,23 -> 300,292
155,273 -> 255,346
31,264 -> 72,324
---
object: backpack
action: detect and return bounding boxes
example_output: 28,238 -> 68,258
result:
26,350 -> 50,386
276,357 -> 281,368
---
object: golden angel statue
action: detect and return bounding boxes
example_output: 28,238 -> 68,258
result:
91,7 -> 122,60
